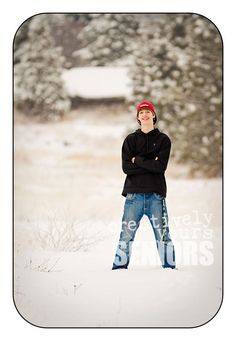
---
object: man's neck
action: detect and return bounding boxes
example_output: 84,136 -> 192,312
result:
141,125 -> 155,134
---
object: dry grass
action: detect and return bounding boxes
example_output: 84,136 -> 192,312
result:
32,213 -> 105,252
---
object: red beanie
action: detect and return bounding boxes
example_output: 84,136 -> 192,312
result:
136,101 -> 156,113
136,101 -> 157,125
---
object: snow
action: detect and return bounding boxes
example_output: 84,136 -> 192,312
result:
14,111 -> 222,327
61,67 -> 132,99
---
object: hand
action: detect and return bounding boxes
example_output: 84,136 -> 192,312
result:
131,157 -> 135,163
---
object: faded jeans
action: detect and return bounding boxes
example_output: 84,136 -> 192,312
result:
112,193 -> 176,269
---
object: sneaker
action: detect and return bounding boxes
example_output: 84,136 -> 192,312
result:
112,266 -> 128,270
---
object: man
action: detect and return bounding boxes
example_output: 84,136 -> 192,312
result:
112,101 -> 176,270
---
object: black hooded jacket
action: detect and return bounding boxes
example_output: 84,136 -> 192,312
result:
121,127 -> 171,197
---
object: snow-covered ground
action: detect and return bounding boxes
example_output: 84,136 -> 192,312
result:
14,110 -> 222,327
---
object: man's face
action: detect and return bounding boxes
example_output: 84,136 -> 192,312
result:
138,108 -> 155,125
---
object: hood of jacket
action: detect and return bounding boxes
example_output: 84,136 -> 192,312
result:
134,127 -> 161,136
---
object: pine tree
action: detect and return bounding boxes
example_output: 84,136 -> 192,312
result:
14,14 -> 71,120
128,14 -> 222,176
74,13 -> 139,66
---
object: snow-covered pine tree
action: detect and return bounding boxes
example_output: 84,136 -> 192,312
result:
73,13 -> 139,66
129,14 -> 222,176
14,14 -> 71,120
14,18 -> 32,65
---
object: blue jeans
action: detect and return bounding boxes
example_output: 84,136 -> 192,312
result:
112,193 -> 176,269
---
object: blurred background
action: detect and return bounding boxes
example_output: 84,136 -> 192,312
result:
13,14 -> 223,327
14,13 -> 222,178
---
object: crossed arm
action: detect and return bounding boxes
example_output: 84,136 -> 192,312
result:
122,136 -> 171,175
131,156 -> 158,162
